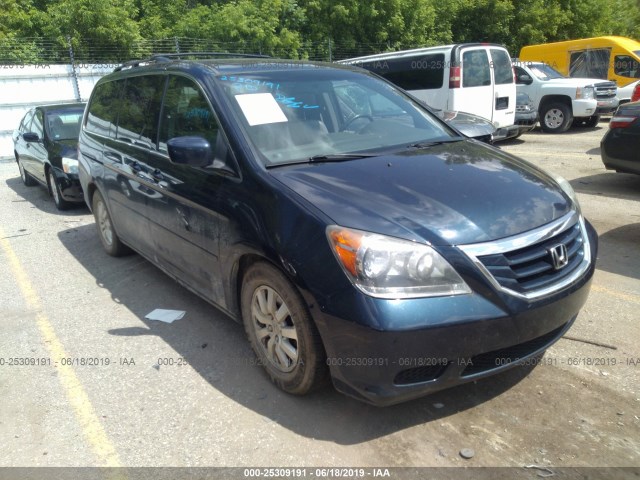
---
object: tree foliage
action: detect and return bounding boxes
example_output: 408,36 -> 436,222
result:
0,0 -> 638,62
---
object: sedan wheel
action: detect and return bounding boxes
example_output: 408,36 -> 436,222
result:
48,169 -> 71,210
242,262 -> 327,394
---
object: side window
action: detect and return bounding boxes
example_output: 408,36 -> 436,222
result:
614,55 -> 640,78
570,49 -> 610,79
86,80 -> 124,139
490,49 -> 514,85
31,110 -> 44,138
118,75 -> 165,148
462,50 -> 491,87
158,76 -> 218,154
380,54 -> 446,90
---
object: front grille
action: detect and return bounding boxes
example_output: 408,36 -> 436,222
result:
461,323 -> 566,376
477,222 -> 584,295
594,81 -> 617,99
516,105 -> 531,113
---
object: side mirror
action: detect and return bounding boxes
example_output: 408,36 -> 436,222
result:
167,136 -> 213,167
517,74 -> 533,85
23,132 -> 40,142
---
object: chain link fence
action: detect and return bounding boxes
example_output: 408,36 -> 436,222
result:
0,37 -> 418,65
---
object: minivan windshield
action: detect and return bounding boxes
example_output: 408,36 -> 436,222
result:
216,68 -> 458,166
529,63 -> 565,81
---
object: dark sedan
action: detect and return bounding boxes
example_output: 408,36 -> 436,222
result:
13,103 -> 86,209
601,101 -> 640,175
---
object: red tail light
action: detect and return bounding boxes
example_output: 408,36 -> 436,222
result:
449,66 -> 461,88
609,115 -> 638,128
631,83 -> 640,102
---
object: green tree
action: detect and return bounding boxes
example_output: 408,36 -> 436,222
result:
42,0 -> 142,61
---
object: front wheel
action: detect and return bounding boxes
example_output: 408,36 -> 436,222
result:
48,169 -> 72,210
241,262 -> 327,395
92,190 -> 131,256
584,115 -> 600,128
540,103 -> 573,133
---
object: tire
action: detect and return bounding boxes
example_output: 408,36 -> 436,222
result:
540,102 -> 573,133
16,156 -> 37,186
92,190 -> 131,256
584,115 -> 600,128
48,168 -> 73,210
241,262 -> 327,395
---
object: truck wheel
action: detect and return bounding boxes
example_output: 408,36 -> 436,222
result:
584,115 -> 600,128
541,103 -> 573,133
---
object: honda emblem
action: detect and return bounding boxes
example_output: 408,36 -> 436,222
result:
548,243 -> 569,270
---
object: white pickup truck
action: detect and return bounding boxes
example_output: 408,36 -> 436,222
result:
513,60 -> 618,133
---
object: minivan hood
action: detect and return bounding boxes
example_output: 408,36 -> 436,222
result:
270,141 -> 571,246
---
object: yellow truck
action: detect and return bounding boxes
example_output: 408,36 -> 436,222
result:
520,36 -> 640,102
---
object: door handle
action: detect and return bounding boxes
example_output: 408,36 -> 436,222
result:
103,151 -> 122,162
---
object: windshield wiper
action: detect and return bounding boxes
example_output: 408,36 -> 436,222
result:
407,139 -> 464,149
308,153 -> 379,163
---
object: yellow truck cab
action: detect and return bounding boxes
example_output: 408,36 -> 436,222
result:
520,36 -> 640,102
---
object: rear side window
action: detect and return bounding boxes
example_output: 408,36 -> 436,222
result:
158,76 -> 219,153
118,75 -> 165,149
378,54 -> 446,90
462,50 -> 491,87
490,49 -> 514,85
86,80 -> 124,139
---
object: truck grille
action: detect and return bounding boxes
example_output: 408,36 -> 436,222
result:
594,81 -> 617,99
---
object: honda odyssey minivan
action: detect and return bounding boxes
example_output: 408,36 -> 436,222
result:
78,55 -> 597,406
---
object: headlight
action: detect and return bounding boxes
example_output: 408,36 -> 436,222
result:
551,173 -> 581,212
62,157 -> 78,174
576,86 -> 595,100
326,226 -> 471,299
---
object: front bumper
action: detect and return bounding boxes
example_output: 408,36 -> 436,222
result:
595,97 -> 619,115
55,172 -> 84,203
492,124 -> 521,142
312,221 -> 597,406
515,110 -> 538,133
572,99 -> 597,118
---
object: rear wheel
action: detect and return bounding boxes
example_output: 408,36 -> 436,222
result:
17,156 -> 37,186
48,169 -> 72,210
540,103 -> 573,133
241,262 -> 327,395
92,190 -> 131,256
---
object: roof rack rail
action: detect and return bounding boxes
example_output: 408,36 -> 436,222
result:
113,52 -> 270,72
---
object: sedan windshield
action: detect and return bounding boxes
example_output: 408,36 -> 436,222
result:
529,64 -> 566,81
216,67 -> 458,166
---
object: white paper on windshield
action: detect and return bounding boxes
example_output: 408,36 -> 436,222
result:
235,93 -> 288,126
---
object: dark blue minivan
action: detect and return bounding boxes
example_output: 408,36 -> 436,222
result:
78,55 -> 597,406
